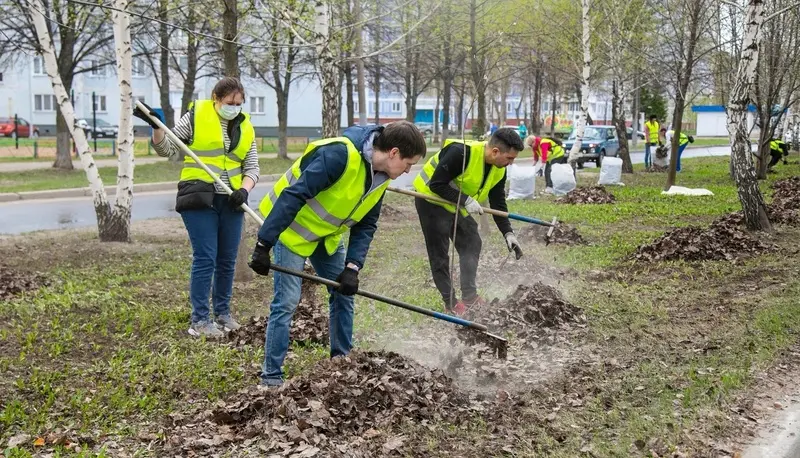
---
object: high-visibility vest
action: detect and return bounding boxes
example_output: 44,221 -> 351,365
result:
259,137 -> 389,257
180,100 -> 255,190
668,130 -> 689,146
413,139 -> 506,216
771,139 -> 785,152
539,138 -> 565,162
644,120 -> 660,143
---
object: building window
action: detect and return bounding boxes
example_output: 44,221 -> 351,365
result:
353,100 -> 359,113
250,96 -> 265,114
90,60 -> 106,77
178,56 -> 188,72
34,94 -> 58,111
569,102 -> 580,112
506,102 -> 513,113
132,58 -> 146,77
33,56 -> 45,76
391,102 -> 401,113
93,95 -> 107,112
542,102 -> 549,112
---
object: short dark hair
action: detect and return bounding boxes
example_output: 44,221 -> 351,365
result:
374,121 -> 427,159
488,128 -> 524,152
649,114 -> 657,120
212,77 -> 245,100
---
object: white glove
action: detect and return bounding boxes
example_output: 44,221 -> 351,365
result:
464,197 -> 484,215
505,232 -> 523,259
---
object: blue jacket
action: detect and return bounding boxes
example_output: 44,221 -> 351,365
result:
257,125 -> 387,269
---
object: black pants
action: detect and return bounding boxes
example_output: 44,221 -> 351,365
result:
769,148 -> 783,168
415,197 -> 482,308
545,156 -> 569,188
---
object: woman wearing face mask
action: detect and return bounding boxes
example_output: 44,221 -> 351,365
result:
134,77 -> 260,338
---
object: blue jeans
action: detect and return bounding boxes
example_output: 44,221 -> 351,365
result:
261,240 -> 354,385
645,142 -> 653,168
677,143 -> 687,171
180,193 -> 244,324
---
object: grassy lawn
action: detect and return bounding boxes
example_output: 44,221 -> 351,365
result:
1,156 -> 799,456
0,157 -> 295,193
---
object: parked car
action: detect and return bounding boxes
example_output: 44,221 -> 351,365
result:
626,127 -> 646,140
0,117 -> 39,138
76,118 -> 119,139
414,122 -> 434,135
563,125 -> 620,168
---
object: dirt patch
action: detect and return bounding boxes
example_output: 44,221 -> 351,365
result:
518,223 -> 588,246
0,264 -> 48,300
556,186 -> 616,204
163,350 -> 484,456
379,204 -> 408,223
632,219 -> 775,262
228,265 -> 328,347
643,165 -> 670,173
769,176 -> 800,224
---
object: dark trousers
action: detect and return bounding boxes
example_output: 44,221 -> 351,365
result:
415,198 -> 482,308
545,156 -> 569,188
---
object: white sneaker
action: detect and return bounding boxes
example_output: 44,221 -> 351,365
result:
544,187 -> 554,194
188,320 -> 225,338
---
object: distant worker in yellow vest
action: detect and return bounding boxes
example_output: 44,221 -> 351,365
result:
526,135 -> 567,194
644,114 -> 661,169
413,128 -> 525,316
135,77 -> 260,339
248,121 -> 427,387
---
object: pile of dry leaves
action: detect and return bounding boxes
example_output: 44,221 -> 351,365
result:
228,266 -> 328,347
0,264 -> 47,300
768,176 -> 800,224
556,186 -> 616,204
632,219 -> 774,262
518,224 -> 587,246
165,351 -> 479,456
462,284 -> 586,344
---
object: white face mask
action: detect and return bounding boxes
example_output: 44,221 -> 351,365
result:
217,104 -> 241,120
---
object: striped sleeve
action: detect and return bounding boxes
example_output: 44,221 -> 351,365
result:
242,139 -> 260,184
152,111 -> 193,159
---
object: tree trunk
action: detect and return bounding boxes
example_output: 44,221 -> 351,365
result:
550,87 -> 557,136
52,0 -> 77,170
180,8 -> 199,116
499,76 -> 509,125
158,0 -> 174,128
568,0 -> 592,164
469,0 -> 486,135
222,0 -> 239,78
373,69 -> 380,124
53,111 -> 74,169
277,90 -> 289,159
345,59 -> 354,126
316,3 -> 340,138
631,76 -> 640,149
612,80 -> 633,173
434,81 -> 440,144
755,110 -> 771,179
532,66 -> 542,134
442,72 -> 452,142
353,0 -> 367,126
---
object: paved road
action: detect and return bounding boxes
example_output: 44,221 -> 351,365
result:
0,146 -> 734,235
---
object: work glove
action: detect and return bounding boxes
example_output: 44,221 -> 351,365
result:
248,241 -> 272,276
335,266 -> 359,296
228,188 -> 249,208
505,232 -> 524,260
464,197 -> 484,215
133,101 -> 161,129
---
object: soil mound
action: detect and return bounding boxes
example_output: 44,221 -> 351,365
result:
633,219 -> 774,262
228,266 -> 328,347
0,264 -> 47,300
463,283 -> 586,344
643,165 -> 669,173
556,186 -> 615,204
769,176 -> 800,224
167,351 -> 475,456
518,224 -> 587,246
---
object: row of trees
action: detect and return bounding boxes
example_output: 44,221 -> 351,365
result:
1,0 -> 798,238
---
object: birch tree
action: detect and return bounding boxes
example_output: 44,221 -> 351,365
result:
29,0 -> 134,241
567,0 -> 592,165
726,0 -> 770,231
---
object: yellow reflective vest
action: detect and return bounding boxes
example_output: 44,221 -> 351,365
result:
180,100 -> 255,190
539,138 -> 565,162
668,130 -> 689,146
645,120 -> 660,143
259,137 -> 390,257
413,139 -> 506,216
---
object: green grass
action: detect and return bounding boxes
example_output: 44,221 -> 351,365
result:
1,156 -> 800,456
0,157 -> 295,193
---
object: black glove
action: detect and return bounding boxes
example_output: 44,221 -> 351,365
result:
248,241 -> 272,276
335,267 -> 359,296
133,102 -> 161,129
229,188 -> 249,208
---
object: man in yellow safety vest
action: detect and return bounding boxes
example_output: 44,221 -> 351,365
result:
644,114 -> 661,169
248,121 -> 427,387
413,128 -> 525,316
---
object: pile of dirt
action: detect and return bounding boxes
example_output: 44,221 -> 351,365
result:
632,219 -> 774,262
769,176 -> 800,224
379,204 -> 407,222
643,165 -> 670,173
228,266 -> 328,347
556,186 -> 615,204
462,283 -> 586,345
0,264 -> 47,300
165,351 -> 479,456
518,224 -> 588,246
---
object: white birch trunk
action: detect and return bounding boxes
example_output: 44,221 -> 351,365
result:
113,0 -> 134,240
726,0 -> 770,231
315,1 -> 339,137
568,0 -> 592,164
29,0 -> 108,208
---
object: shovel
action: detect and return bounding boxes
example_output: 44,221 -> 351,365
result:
134,101 -> 509,359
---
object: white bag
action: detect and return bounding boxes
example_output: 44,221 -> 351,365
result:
551,163 -> 576,196
598,156 -> 623,185
507,164 -> 537,200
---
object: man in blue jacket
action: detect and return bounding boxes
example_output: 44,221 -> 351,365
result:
248,121 -> 427,387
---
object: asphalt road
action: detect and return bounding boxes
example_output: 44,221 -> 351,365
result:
0,146 -> 734,235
